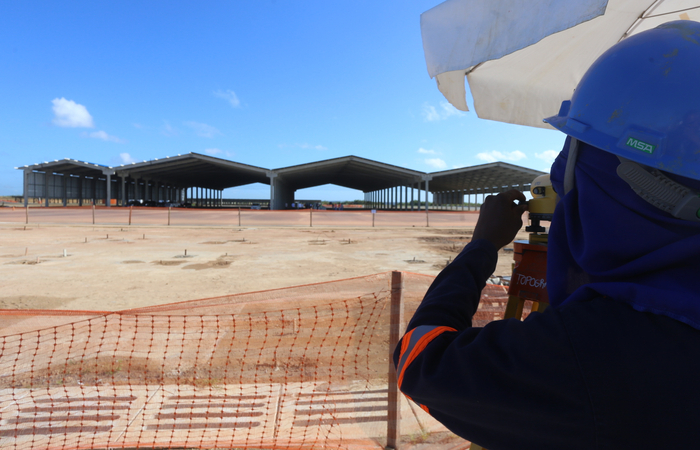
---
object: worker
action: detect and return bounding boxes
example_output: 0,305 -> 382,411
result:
395,21 -> 700,449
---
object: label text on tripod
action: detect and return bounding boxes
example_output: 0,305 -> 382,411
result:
516,274 -> 546,289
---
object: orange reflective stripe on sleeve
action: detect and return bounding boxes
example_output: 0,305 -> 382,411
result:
403,393 -> 432,415
396,325 -> 456,390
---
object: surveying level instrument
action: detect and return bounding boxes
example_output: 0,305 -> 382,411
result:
525,174 -> 557,244
507,173 -> 556,321
470,175 -> 557,450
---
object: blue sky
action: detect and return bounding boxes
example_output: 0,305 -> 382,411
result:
0,1 -> 565,201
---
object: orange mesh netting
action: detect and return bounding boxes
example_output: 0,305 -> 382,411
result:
0,272 -> 509,450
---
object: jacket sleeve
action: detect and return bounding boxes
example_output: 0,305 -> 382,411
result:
393,239 -> 595,450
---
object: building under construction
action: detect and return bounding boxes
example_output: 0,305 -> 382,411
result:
16,154 -> 545,210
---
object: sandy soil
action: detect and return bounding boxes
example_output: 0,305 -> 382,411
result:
0,211 -> 528,311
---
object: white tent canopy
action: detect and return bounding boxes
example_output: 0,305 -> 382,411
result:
421,0 -> 700,128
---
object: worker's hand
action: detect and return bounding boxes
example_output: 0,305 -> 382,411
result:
472,189 -> 528,250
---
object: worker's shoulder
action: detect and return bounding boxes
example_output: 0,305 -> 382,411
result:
558,295 -> 700,338
556,295 -> 700,371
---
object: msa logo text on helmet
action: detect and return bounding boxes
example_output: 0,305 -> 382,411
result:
626,137 -> 656,154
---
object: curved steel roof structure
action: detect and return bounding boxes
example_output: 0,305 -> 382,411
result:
17,153 -> 546,208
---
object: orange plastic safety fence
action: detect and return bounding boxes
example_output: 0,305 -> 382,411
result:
0,272 -> 509,450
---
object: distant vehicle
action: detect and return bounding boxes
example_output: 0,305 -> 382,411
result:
250,203 -> 261,210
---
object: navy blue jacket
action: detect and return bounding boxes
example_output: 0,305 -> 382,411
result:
394,239 -> 700,449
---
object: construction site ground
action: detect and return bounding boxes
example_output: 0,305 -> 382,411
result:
0,208 -> 526,311
0,207 -> 529,450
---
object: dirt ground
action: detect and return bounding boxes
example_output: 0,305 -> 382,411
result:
0,213 -> 528,311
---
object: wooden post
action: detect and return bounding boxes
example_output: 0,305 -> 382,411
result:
92,204 -> 95,225
372,211 -> 375,227
168,206 -> 171,226
25,206 -> 28,225
310,208 -> 313,227
387,270 -> 405,450
128,206 -> 133,226
238,207 -> 241,227
426,209 -> 430,228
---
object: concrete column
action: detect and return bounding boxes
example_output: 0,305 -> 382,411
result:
424,177 -> 431,212
120,175 -> 127,206
23,169 -> 30,207
411,183 -> 414,211
268,171 -> 294,210
106,173 -> 112,207
78,176 -> 84,206
44,171 -> 50,207
61,174 -> 67,206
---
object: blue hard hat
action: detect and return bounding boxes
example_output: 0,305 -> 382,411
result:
544,20 -> 700,181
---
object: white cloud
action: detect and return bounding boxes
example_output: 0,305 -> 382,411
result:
204,148 -> 235,158
422,101 -> 464,122
279,143 -> 328,151
476,150 -> 527,163
162,120 -> 179,137
535,150 -> 559,165
425,158 -> 447,169
213,89 -> 241,107
52,98 -> 94,128
120,153 -> 136,164
82,130 -> 126,143
185,121 -> 222,138
423,104 -> 441,122
418,148 -> 438,155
